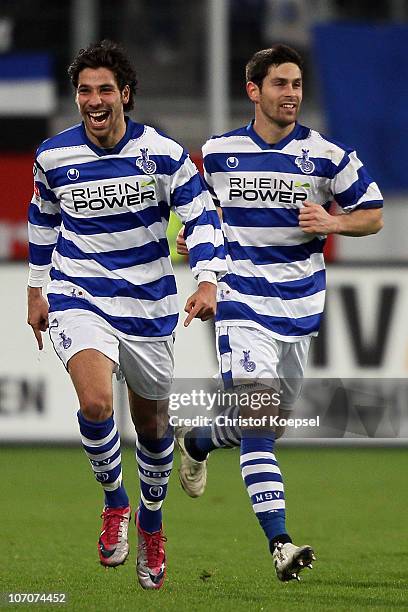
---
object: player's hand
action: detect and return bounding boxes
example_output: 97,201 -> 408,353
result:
176,227 -> 189,255
27,287 -> 49,350
184,281 -> 216,327
299,201 -> 340,235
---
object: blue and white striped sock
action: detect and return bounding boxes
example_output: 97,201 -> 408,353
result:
185,405 -> 241,461
211,404 -> 241,447
136,425 -> 174,533
77,411 -> 129,508
240,433 -> 289,544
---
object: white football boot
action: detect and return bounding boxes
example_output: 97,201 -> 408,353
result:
273,542 -> 316,582
175,426 -> 207,498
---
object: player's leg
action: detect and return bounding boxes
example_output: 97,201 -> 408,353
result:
213,327 -> 314,581
176,326 -> 289,497
49,310 -> 130,567
176,329 -> 308,496
120,338 -> 174,590
270,337 -> 316,581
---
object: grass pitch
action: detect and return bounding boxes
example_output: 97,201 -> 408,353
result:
1,446 -> 407,611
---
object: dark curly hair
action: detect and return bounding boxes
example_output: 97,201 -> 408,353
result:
246,44 -> 304,89
68,39 -> 138,112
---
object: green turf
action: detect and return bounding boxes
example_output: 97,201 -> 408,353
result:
1,447 -> 407,611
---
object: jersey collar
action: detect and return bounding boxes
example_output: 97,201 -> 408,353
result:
246,120 -> 309,150
81,117 -> 144,156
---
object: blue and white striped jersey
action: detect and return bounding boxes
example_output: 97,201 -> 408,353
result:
28,118 -> 226,340
203,121 -> 383,341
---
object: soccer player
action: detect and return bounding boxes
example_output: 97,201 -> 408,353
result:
26,40 -> 226,590
175,44 -> 383,582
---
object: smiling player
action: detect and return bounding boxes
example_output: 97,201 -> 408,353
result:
175,44 -> 383,582
26,39 -> 226,590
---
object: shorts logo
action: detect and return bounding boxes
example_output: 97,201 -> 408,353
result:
239,350 -> 256,372
149,485 -> 164,498
59,331 -> 72,350
226,156 -> 239,169
67,168 -> 80,181
95,472 -> 110,483
295,149 -> 315,174
136,148 -> 156,174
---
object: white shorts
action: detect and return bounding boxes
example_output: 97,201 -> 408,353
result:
216,325 -> 311,409
49,309 -> 174,400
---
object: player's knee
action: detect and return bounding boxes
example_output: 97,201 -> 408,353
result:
79,393 -> 113,422
134,414 -> 168,440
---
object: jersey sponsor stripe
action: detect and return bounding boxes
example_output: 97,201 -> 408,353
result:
55,235 -> 170,270
222,206 -> 299,227
61,206 -> 163,234
48,293 -> 178,337
227,237 -> 324,266
52,251 -> 171,286
216,301 -> 321,337
61,221 -> 166,253
50,269 -> 177,300
50,281 -> 178,319
225,252 -> 325,284
220,287 -> 325,319
220,269 -> 326,299
223,224 -> 314,247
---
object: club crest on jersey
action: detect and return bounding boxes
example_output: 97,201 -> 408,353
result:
67,168 -> 80,181
295,149 -> 315,174
59,331 -> 72,350
136,148 -> 157,174
239,350 -> 256,372
226,156 -> 239,169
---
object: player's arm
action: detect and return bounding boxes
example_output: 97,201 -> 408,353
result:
299,202 -> 383,236
27,159 -> 61,349
176,153 -> 223,255
300,147 -> 383,237
169,149 -> 226,326
176,207 -> 223,254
